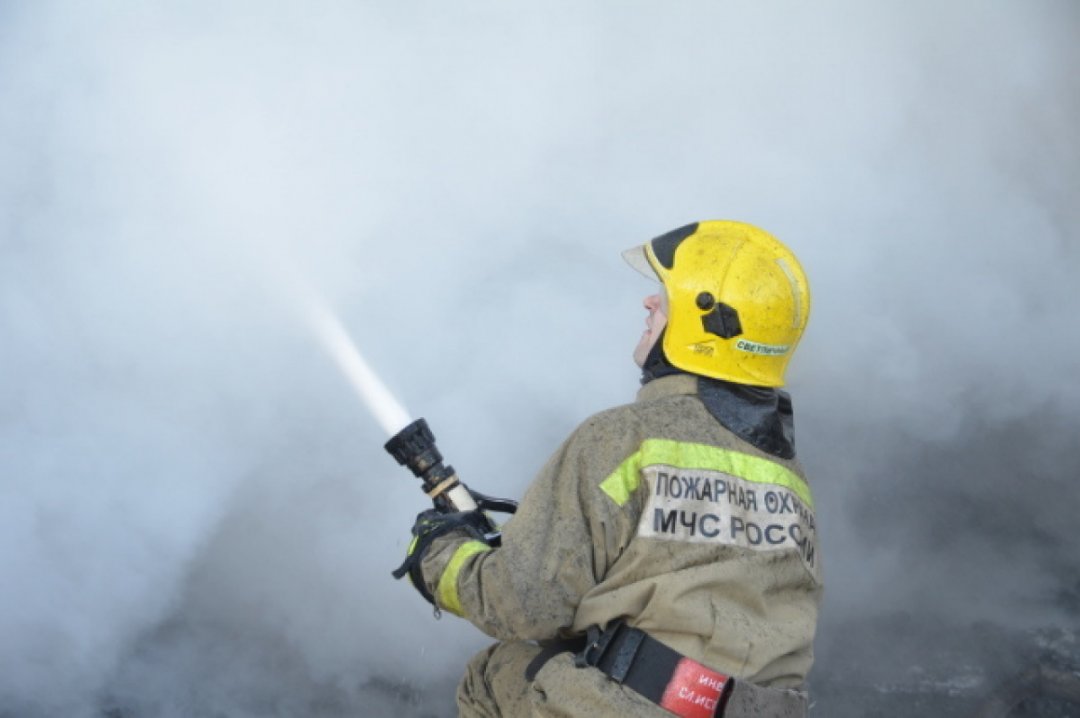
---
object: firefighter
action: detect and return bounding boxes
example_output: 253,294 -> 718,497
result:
400,221 -> 822,717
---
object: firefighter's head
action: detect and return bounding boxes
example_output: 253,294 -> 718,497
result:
623,220 -> 811,387
631,292 -> 668,368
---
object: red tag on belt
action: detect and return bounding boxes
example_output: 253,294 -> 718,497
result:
658,657 -> 731,718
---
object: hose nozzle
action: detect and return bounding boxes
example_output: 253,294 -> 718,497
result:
385,418 -> 478,512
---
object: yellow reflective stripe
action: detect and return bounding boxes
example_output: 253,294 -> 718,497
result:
600,452 -> 642,506
600,438 -> 813,509
436,540 -> 491,616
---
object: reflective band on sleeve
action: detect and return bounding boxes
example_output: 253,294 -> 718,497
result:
435,540 -> 491,617
600,438 -> 813,509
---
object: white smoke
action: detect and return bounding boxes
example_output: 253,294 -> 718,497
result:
1,1 -> 1078,715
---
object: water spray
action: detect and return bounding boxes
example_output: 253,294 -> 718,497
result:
303,294 -> 412,437
302,294 -> 479,512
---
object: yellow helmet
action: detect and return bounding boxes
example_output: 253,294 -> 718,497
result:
623,220 -> 810,387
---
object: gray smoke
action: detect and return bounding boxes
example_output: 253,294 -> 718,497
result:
2,1 -> 1078,716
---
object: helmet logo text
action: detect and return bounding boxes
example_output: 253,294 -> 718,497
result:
735,339 -> 790,357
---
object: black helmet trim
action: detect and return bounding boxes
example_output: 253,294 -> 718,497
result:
702,302 -> 743,339
649,222 -> 699,269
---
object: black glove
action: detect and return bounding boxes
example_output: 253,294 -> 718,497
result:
393,509 -> 496,605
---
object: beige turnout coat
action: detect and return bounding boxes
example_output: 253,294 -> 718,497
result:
421,374 -> 822,715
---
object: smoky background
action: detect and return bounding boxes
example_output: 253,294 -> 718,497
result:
1,1 -> 1078,716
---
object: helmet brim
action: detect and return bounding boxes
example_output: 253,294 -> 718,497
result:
621,245 -> 658,281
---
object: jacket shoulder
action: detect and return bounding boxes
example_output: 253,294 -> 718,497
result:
565,400 -> 651,450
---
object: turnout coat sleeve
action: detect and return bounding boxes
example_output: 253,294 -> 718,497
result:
419,409 -> 644,641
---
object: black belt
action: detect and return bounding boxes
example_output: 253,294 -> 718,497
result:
524,636 -> 587,682
526,622 -> 734,718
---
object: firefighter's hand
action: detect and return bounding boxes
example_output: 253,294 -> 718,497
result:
392,509 -> 495,605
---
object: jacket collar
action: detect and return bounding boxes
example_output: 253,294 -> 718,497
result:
635,373 -> 797,459
697,377 -> 796,459
636,373 -> 698,403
